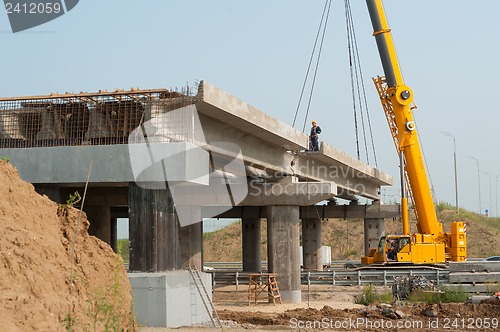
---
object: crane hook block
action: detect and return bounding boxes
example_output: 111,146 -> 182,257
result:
395,85 -> 414,106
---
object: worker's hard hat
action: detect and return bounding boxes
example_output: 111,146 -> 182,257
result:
312,120 -> 316,124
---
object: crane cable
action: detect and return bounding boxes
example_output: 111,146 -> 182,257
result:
292,0 -> 333,133
344,0 -> 378,167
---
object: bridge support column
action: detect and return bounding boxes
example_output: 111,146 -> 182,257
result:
267,206 -> 301,304
242,217 -> 262,272
85,206 -> 112,246
110,216 -> 117,252
128,182 -> 181,272
302,218 -> 323,271
34,185 -> 61,204
180,222 -> 203,270
364,218 -> 385,256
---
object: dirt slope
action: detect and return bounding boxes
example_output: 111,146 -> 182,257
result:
0,160 -> 136,331
204,207 -> 500,262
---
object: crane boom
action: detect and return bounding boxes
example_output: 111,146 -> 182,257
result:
361,0 -> 467,265
366,0 -> 442,236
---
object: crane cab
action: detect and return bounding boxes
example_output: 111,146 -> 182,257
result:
362,232 -> 461,265
362,235 -> 412,264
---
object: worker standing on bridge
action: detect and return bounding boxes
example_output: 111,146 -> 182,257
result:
309,120 -> 322,151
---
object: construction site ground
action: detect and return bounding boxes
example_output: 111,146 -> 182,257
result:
140,284 -> 500,332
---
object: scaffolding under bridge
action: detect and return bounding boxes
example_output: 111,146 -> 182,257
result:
0,86 -> 200,149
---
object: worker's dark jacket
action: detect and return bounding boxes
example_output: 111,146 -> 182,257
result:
310,126 -> 322,138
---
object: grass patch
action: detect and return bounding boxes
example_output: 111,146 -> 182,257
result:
203,230 -> 218,241
485,283 -> 500,294
344,248 -> 359,257
63,258 -> 136,331
117,239 -> 129,265
86,259 -> 135,331
407,285 -> 468,304
354,285 -> 392,305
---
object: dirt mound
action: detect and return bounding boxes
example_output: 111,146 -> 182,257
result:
219,302 -> 500,331
0,160 -> 136,331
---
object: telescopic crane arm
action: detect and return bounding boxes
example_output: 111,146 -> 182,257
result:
365,0 -> 442,237
362,0 -> 466,264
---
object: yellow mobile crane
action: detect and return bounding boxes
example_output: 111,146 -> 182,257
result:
361,0 -> 466,265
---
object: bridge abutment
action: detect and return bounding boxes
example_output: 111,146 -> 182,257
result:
267,206 -> 301,304
242,217 -> 262,273
302,217 -> 323,271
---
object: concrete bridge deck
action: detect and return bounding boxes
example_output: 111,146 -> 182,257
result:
0,81 -> 391,202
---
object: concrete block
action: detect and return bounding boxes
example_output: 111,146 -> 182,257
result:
449,272 -> 500,284
129,271 -> 212,328
449,261 -> 500,273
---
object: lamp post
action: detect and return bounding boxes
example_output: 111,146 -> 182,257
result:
483,172 -> 491,217
468,156 -> 481,215
441,131 -> 459,211
495,174 -> 500,218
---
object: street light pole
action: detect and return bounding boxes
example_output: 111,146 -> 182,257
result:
441,131 -> 459,211
495,174 -> 500,218
483,172 -> 491,217
468,156 -> 481,215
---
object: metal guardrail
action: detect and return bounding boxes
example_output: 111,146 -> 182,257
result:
204,261 -> 362,270
205,262 -> 267,270
210,269 -> 450,288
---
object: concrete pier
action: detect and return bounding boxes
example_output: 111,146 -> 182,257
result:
34,185 -> 61,204
85,205 -> 112,246
267,206 -> 301,303
363,218 -> 385,256
128,182 -> 181,272
242,217 -> 262,272
180,222 -> 203,270
302,218 -> 323,271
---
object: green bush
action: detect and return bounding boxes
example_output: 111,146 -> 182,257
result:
407,285 -> 468,304
354,285 -> 392,305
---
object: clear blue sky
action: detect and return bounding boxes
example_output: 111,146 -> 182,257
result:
2,1 -> 500,217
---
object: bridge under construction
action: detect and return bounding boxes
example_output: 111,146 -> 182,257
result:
0,81 -> 399,326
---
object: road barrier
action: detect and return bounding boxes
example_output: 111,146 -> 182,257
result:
210,269 -> 449,288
